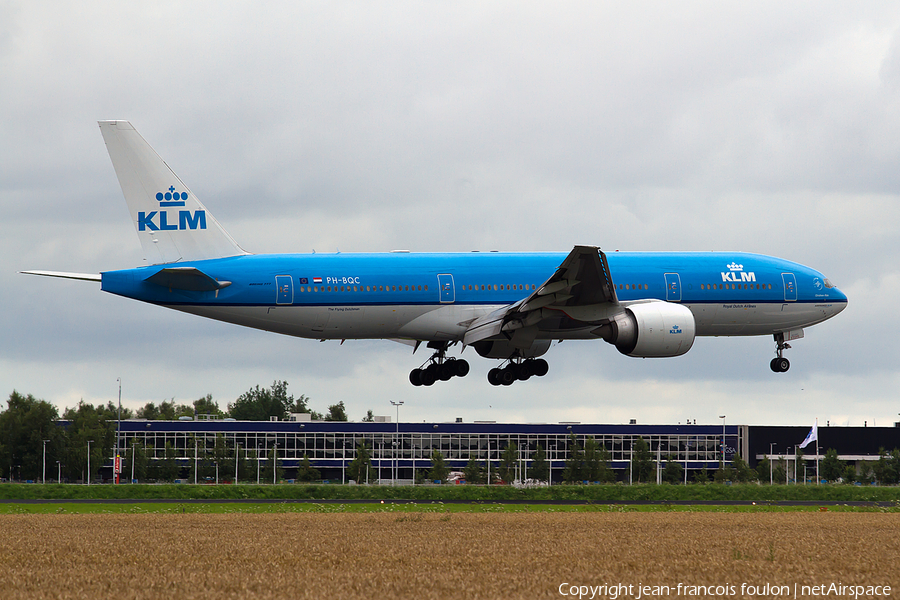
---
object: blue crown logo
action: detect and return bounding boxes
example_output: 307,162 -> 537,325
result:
156,186 -> 188,207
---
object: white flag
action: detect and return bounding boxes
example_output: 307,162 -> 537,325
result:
799,421 -> 818,449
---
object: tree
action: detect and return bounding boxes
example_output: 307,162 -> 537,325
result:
362,410 -> 375,423
125,440 -> 149,482
582,438 -> 615,483
821,448 -> 844,482
296,453 -> 321,482
228,381 -> 294,421
731,454 -> 756,483
463,456 -> 486,484
136,402 -> 160,420
233,444 -> 253,483
755,457 -> 772,483
324,401 -> 348,422
156,400 -> 193,420
61,401 -> 116,483
772,462 -> 786,484
261,445 -> 284,483
347,441 -> 374,483
0,391 -> 65,481
498,442 -> 518,484
562,434 -> 584,483
631,437 -> 654,483
692,466 -> 710,484
662,455 -> 684,484
529,444 -> 550,483
427,450 -> 449,483
193,394 -> 222,419
150,442 -> 180,482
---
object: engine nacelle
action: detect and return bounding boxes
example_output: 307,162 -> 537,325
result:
596,302 -> 696,358
473,339 -> 551,359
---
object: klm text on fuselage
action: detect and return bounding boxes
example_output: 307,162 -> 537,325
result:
138,210 -> 207,231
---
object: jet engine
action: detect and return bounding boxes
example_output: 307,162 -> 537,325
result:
595,302 -> 696,358
473,339 -> 551,359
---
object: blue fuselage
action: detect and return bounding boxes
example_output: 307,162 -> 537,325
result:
100,251 -> 847,342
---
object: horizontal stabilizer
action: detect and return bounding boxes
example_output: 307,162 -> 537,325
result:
145,267 -> 231,292
19,270 -> 101,282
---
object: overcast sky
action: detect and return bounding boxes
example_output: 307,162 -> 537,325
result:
3,2 -> 899,429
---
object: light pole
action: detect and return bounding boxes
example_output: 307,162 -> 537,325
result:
786,446 -> 793,484
235,443 -> 241,484
42,439 -> 49,484
390,401 -> 403,485
115,378 -> 122,485
719,415 -> 726,465
769,443 -> 776,485
56,461 -> 61,484
194,438 -> 198,485
86,440 -> 94,485
131,441 -> 136,484
272,443 -> 279,485
520,443 -> 527,485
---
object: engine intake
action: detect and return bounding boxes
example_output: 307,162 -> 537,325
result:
595,302 -> 696,358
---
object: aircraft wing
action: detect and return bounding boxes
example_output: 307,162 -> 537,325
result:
463,245 -> 620,347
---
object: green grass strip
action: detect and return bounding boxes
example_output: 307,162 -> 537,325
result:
0,502 -> 897,515
2,482 -> 900,503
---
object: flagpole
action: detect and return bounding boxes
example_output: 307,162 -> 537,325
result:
815,418 -> 819,485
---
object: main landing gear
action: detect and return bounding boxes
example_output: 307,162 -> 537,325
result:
409,342 -> 470,386
487,358 -> 549,386
770,333 -> 791,373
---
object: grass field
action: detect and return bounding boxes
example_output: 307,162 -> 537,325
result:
3,482 -> 900,503
0,511 -> 896,599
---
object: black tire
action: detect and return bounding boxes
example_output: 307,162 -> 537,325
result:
500,366 -> 516,386
487,368 -> 502,386
454,359 -> 470,377
420,365 -> 437,386
409,369 -> 423,386
770,358 -> 780,373
439,362 -> 454,381
518,361 -> 534,380
776,357 -> 790,372
533,359 -> 549,377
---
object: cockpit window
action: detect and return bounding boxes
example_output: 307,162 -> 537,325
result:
824,278 -> 835,289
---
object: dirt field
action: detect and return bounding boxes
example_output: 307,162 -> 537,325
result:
0,512 -> 896,599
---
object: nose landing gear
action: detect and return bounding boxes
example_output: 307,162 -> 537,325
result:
770,333 -> 791,373
409,342 -> 469,386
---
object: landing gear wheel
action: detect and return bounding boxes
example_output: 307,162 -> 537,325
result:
771,333 -> 792,373
439,362 -> 454,381
488,368 -> 502,386
533,359 -> 549,377
409,369 -> 423,386
500,366 -> 516,386
454,359 -> 470,377
771,357 -> 790,373
420,364 -> 437,386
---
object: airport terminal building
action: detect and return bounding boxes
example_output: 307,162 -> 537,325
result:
108,416 -> 900,483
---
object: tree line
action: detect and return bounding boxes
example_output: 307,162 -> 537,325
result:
0,381 -> 364,482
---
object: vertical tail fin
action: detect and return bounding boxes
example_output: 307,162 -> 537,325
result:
98,120 -> 247,264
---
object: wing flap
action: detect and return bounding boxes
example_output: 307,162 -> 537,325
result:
463,246 -> 619,346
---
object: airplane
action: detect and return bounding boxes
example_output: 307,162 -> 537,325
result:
23,121 -> 848,386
